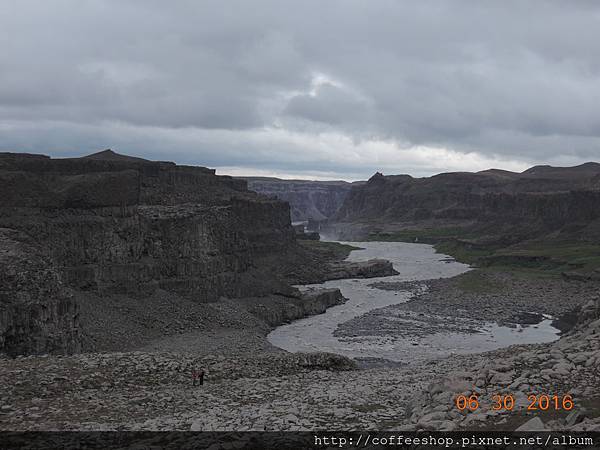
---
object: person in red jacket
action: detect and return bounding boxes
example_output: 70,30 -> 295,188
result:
192,368 -> 206,386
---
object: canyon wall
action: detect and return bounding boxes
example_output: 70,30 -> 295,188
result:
332,163 -> 600,240
0,228 -> 80,357
0,150 -> 296,356
244,177 -> 359,222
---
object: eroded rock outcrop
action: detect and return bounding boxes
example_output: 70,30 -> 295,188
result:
242,288 -> 347,326
326,259 -> 398,280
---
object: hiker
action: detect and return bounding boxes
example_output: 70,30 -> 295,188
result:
191,368 -> 206,386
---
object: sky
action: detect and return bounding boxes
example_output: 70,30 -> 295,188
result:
2,1 -> 600,181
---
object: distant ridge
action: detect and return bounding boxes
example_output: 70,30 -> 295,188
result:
83,149 -> 150,163
522,162 -> 600,177
477,168 -> 519,177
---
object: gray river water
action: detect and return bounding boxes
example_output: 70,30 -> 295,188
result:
267,241 -> 560,363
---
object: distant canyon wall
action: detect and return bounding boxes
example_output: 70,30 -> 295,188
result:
332,164 -> 600,240
243,177 -> 361,222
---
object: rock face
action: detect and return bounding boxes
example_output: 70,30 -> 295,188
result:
0,150 -> 295,300
0,229 -> 80,357
332,163 -> 600,239
0,150 -> 298,356
243,177 -> 360,222
326,259 -> 398,280
243,289 -> 347,327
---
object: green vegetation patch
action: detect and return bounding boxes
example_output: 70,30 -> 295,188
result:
496,241 -> 600,270
435,239 -> 600,278
452,270 -> 504,294
434,241 -> 494,266
363,225 -> 600,277
367,227 -> 473,243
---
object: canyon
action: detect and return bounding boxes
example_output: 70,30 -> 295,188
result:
243,177 -> 358,222
2,152 -> 599,435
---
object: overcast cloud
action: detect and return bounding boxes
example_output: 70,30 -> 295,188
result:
2,0 -> 600,180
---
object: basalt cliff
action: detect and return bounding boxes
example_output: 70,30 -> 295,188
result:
0,150 -> 393,357
331,163 -> 600,244
0,150 -> 296,356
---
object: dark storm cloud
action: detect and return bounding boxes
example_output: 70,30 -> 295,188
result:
2,0 -> 600,178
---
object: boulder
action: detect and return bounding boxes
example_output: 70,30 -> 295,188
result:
516,416 -> 547,432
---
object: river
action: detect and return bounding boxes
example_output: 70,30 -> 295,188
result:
267,241 -> 560,364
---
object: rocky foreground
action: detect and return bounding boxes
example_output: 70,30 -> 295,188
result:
409,296 -> 600,432
1,275 -> 598,432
